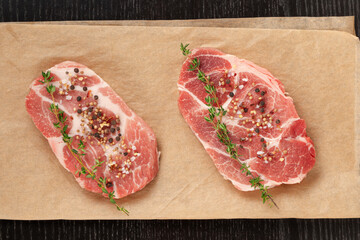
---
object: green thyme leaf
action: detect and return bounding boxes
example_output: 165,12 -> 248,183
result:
180,47 -> 278,209
46,84 -> 56,94
180,43 -> 191,56
102,188 -> 108,194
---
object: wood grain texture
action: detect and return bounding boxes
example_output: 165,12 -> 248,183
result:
0,219 -> 359,240
0,0 -> 359,36
0,0 -> 359,239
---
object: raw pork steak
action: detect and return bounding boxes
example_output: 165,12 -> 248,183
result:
178,48 -> 315,191
26,61 -> 159,198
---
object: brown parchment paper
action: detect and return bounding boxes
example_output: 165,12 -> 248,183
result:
10,16 -> 356,35
0,23 -> 359,219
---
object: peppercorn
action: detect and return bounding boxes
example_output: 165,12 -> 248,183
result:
70,85 -> 75,90
226,79 -> 231,84
229,92 -> 234,97
108,138 -> 113,143
77,109 -> 82,114
261,91 -> 266,96
255,128 -> 259,133
83,86 -> 87,91
94,133 -> 100,138
77,96 -> 81,101
260,108 -> 265,113
124,152 -> 128,156
88,107 -> 93,112
111,120 -> 116,125
255,88 -> 260,93
110,128 -> 115,133
94,95 -> 99,100
117,127 -> 120,131
262,143 -> 267,148
239,145 -> 244,148
260,138 -> 265,142
97,112 -> 102,117
259,100 -> 265,106
106,182 -> 113,188
276,119 -> 281,124
74,68 -> 79,73
243,108 -> 248,113
116,136 -> 120,141
92,115 -> 97,120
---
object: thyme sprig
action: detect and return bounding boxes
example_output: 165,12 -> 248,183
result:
180,43 -> 278,208
39,71 -> 129,215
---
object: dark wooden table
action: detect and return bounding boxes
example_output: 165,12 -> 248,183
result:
1,0 -> 359,239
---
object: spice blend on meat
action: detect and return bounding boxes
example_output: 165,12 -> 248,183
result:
178,44 -> 316,207
26,62 -> 159,213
